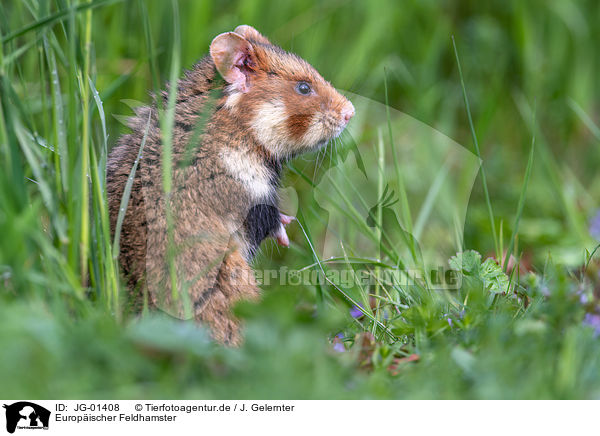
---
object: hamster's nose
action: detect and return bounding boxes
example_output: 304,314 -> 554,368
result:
341,102 -> 355,123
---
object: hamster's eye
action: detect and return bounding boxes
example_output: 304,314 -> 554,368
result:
295,81 -> 312,96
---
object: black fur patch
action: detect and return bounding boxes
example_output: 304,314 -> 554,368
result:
242,151 -> 283,258
244,203 -> 280,257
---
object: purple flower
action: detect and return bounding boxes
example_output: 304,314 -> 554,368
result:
350,304 -> 364,318
589,210 -> 600,241
333,333 -> 346,352
576,286 -> 589,305
444,309 -> 465,328
583,313 -> 600,337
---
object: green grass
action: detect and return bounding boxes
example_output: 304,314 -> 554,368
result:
1,0 -> 599,399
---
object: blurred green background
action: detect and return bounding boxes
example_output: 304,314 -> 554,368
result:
1,0 -> 599,399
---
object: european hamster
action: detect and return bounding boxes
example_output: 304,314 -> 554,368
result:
106,25 -> 354,345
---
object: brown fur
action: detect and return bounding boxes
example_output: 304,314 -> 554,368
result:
107,26 -> 353,345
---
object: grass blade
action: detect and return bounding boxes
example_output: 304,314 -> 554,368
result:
112,112 -> 151,259
503,109 -> 536,272
383,68 -> 415,261
296,216 -> 397,341
1,0 -> 124,44
568,99 -> 600,143
452,36 -> 499,259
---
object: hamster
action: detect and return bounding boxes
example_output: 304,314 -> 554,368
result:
106,25 -> 354,345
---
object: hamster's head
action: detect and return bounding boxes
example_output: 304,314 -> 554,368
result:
210,25 -> 355,159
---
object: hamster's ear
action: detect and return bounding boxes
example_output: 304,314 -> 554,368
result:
234,25 -> 271,45
210,32 -> 255,93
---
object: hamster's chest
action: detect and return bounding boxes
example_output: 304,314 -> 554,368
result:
219,147 -> 281,256
220,148 -> 277,199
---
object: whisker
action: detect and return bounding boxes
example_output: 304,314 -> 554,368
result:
312,147 -> 323,181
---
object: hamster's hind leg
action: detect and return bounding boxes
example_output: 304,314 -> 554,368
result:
196,246 -> 259,346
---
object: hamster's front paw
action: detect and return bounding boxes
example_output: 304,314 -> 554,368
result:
275,213 -> 296,247
279,213 -> 295,225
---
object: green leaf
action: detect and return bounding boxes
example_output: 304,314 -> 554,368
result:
449,250 -> 509,293
480,258 -> 509,294
449,250 -> 482,275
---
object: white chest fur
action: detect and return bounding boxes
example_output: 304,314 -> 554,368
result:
220,147 -> 275,201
